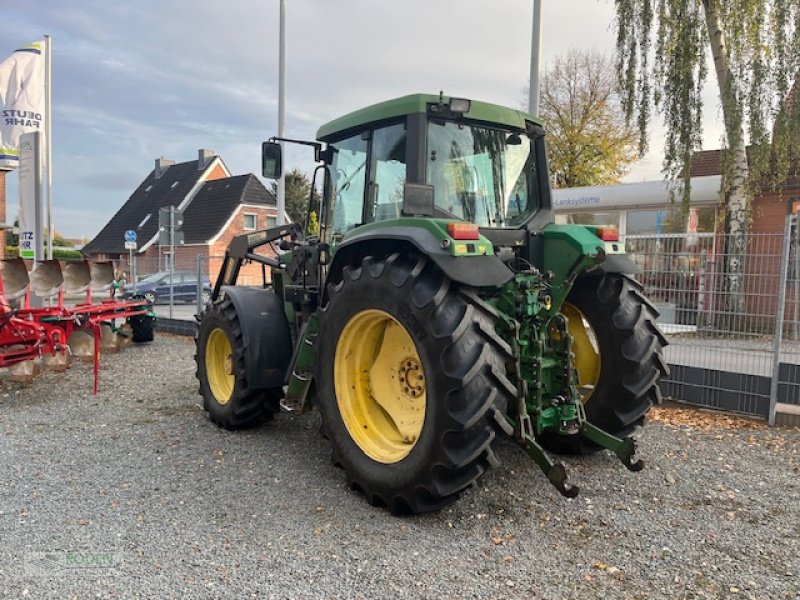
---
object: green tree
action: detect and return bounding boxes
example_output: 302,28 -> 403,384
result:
270,168 -> 320,224
538,48 -> 639,188
7,218 -> 18,247
616,0 -> 800,312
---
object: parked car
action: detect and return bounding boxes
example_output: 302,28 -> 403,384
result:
125,271 -> 212,305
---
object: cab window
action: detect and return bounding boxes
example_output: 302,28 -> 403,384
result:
329,133 -> 368,238
366,123 -> 407,222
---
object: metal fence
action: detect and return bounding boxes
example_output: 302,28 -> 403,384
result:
626,215 -> 800,424
115,252 -> 270,319
109,219 -> 800,424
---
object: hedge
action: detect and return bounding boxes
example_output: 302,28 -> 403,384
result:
4,246 -> 83,260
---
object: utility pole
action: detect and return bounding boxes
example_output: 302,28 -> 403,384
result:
44,35 -> 53,260
277,0 -> 286,225
528,0 -> 543,117
169,206 -> 175,318
159,206 -> 183,319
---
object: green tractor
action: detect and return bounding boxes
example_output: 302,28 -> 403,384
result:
195,93 -> 667,514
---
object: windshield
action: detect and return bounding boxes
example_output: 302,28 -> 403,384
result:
427,120 -> 539,227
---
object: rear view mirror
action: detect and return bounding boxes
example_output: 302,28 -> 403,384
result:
262,141 -> 283,179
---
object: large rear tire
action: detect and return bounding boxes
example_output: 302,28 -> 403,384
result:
195,298 -> 280,430
316,253 -> 515,514
540,273 -> 668,454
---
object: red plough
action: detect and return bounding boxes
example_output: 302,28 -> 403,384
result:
0,259 -> 156,393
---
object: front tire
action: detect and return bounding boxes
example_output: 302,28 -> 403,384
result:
316,253 -> 515,514
540,273 -> 668,454
195,298 -> 280,430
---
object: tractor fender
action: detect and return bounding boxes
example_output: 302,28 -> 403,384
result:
590,253 -> 642,275
330,226 -> 514,288
219,285 -> 292,389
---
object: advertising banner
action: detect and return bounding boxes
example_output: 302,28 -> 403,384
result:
0,40 -> 46,171
18,131 -> 43,260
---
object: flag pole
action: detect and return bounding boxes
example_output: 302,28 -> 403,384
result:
44,35 -> 52,259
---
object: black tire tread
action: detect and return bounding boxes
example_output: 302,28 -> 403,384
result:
540,272 -> 668,455
317,253 -> 514,514
195,297 -> 280,430
128,313 -> 155,343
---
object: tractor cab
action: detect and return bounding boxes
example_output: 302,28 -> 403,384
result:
263,93 -> 553,243
311,93 -> 550,240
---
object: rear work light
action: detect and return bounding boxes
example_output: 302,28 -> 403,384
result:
596,226 -> 619,242
448,97 -> 472,113
447,222 -> 480,240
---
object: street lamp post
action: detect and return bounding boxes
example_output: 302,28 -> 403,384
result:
276,0 -> 286,225
528,0 -> 543,117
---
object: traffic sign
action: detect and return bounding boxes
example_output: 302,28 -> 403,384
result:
159,207 -> 184,230
124,229 -> 137,242
125,241 -> 138,250
159,229 -> 184,246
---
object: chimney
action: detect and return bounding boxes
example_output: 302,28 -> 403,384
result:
154,157 -> 175,179
198,148 -> 215,170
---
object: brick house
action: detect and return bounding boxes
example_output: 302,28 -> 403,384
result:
82,149 -> 280,285
689,149 -> 800,329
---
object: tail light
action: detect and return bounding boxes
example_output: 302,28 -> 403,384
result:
446,222 -> 480,240
596,226 -> 619,242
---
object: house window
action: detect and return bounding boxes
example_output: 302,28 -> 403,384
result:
267,216 -> 277,228
243,213 -> 257,230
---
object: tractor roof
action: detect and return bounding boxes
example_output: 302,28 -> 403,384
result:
316,93 -> 541,141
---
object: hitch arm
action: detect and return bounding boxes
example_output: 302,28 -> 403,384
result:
498,413 -> 579,498
521,431 -> 580,498
581,421 -> 644,471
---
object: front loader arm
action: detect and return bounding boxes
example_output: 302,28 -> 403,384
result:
212,223 -> 302,299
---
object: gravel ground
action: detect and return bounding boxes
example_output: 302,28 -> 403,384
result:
0,334 -> 799,599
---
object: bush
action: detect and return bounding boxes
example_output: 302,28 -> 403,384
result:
3,246 -> 83,260
53,248 -> 83,260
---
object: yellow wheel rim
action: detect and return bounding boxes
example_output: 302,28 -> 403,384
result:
562,302 -> 601,403
334,309 -> 426,464
206,328 -> 235,405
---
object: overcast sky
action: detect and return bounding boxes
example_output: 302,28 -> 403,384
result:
1,0 -> 724,239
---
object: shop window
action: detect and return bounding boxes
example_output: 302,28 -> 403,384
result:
563,212 -> 620,228
626,207 -> 716,235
